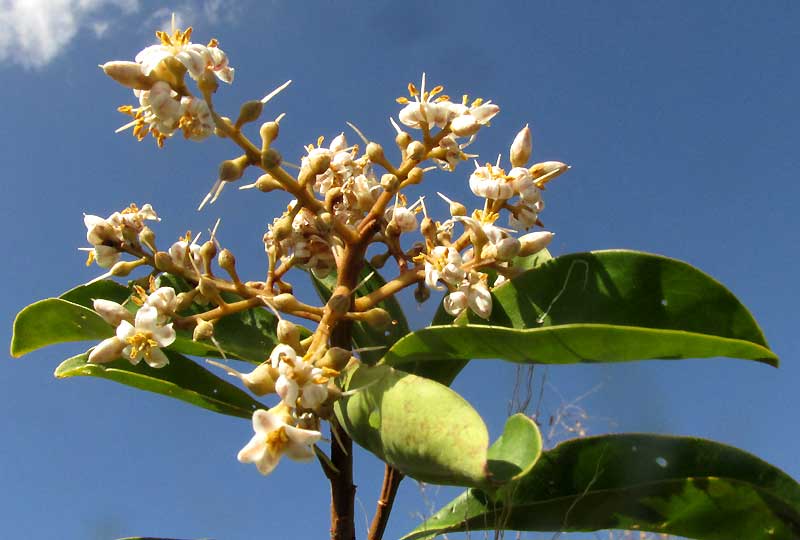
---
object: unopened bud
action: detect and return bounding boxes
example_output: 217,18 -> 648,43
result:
380,173 -> 399,192
138,226 -> 156,251
236,100 -> 264,128
366,142 -> 385,163
277,319 -> 301,350
405,168 -> 424,187
406,141 -> 426,161
316,212 -> 333,233
255,173 -> 283,192
271,216 -> 293,242
93,299 -> 133,326
369,251 -> 391,269
100,61 -> 156,90
414,283 -> 430,303
420,217 -> 436,238
154,251 -> 174,271
308,152 -> 331,174
328,292 -> 351,315
317,347 -> 352,371
261,148 -> 282,169
495,237 -> 521,262
272,293 -> 302,312
395,131 -> 412,149
450,115 -> 480,137
259,121 -> 280,149
529,161 -> 569,186
218,249 -> 236,273
193,319 -> 215,341
362,307 -> 392,330
110,259 -> 140,277
449,200 -> 467,217
175,291 -> 197,312
219,156 -> 247,182
208,360 -> 277,396
510,124 -> 533,168
518,231 -> 554,257
151,56 -> 186,89
198,276 -> 219,299
199,240 -> 217,266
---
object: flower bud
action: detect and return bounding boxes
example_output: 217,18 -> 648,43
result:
510,124 -> 533,168
261,148 -> 282,169
272,293 -> 303,312
362,307 -> 392,330
380,173 -> 399,192
494,237 -> 521,262
366,142 -> 385,163
316,347 -> 351,371
308,151 -> 331,175
277,319 -> 302,350
193,319 -> 215,341
110,259 -> 140,277
406,141 -> 426,161
518,231 -> 554,257
236,100 -> 264,128
207,360 -> 277,396
153,251 -> 174,272
529,161 -> 569,186
369,251 -> 390,269
88,337 -> 125,364
450,115 -> 480,137
199,240 -> 217,268
255,173 -> 282,192
138,226 -> 157,252
197,69 -> 219,95
219,156 -> 247,182
218,249 -> 236,274
259,121 -> 280,150
327,292 -> 351,315
406,167 -> 424,185
100,61 -> 156,90
271,216 -> 293,242
414,283 -> 430,303
316,212 -> 333,233
198,276 -> 219,299
175,291 -> 197,312
93,299 -> 133,326
395,131 -> 412,149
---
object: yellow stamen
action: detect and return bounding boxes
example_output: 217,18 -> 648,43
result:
126,332 -> 158,361
396,96 -> 409,104
408,82 -> 419,96
316,135 -> 325,148
429,85 -> 444,97
207,38 -> 219,48
85,251 -> 95,266
265,426 -> 289,455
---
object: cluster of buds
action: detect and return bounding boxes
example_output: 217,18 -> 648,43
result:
93,21 -> 569,477
101,20 -> 234,146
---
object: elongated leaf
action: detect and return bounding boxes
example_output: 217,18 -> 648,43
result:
385,250 -> 777,370
155,274 -> 280,363
56,350 -> 266,419
60,279 -> 131,308
11,299 -> 113,357
335,364 -> 490,487
404,434 -> 800,540
311,264 -> 410,364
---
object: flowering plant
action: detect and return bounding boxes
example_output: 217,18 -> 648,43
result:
10,19 -> 800,540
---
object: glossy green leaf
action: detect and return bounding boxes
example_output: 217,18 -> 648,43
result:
155,274 -> 280,363
56,350 -> 266,419
334,364 -> 490,487
486,414 -> 542,483
311,264 -> 410,364
404,434 -> 800,540
11,299 -> 113,357
59,279 -> 131,308
385,250 -> 777,370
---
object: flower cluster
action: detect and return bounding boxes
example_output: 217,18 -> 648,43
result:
84,203 -> 159,267
101,21 -> 233,146
89,285 -> 177,368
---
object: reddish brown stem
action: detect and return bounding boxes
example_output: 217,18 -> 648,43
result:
368,465 -> 404,540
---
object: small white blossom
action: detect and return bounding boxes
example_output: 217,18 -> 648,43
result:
423,246 -> 465,291
135,26 -> 234,84
169,236 -> 203,271
116,305 -> 175,368
269,344 -> 330,409
396,75 -> 454,129
447,99 -> 500,137
237,409 -> 321,476
145,287 -> 178,318
93,299 -> 133,326
469,162 -> 515,200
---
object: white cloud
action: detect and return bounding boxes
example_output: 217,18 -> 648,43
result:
0,0 -> 140,68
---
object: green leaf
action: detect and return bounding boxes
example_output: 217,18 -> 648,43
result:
311,264 -> 410,364
385,250 -> 777,370
486,414 -> 542,483
11,299 -> 113,357
404,434 -> 800,540
155,273 -> 281,363
56,350 -> 266,419
334,364 -> 490,487
59,279 -> 131,308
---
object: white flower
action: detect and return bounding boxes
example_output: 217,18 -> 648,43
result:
396,75 -> 454,129
135,26 -> 234,84
269,344 -> 330,409
93,299 -> 133,327
443,272 -> 493,319
115,305 -> 176,368
443,289 -> 468,317
508,204 -> 541,231
469,162 -> 515,200
145,287 -> 177,318
83,203 -> 158,267
447,99 -> 500,137
423,246 -> 465,291
178,96 -> 214,141
237,409 -> 321,476
169,237 -> 202,271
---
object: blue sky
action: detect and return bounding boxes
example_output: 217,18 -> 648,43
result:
2,1 -> 800,539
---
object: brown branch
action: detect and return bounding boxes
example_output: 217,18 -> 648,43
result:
368,465 -> 404,540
